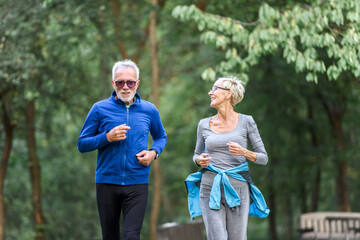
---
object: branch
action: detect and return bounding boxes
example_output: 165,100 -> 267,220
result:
236,20 -> 259,26
315,87 -> 331,118
0,86 -> 12,100
134,0 -> 167,63
201,9 -> 259,27
304,0 -> 328,10
110,0 -> 128,59
133,21 -> 150,63
0,2 -> 12,21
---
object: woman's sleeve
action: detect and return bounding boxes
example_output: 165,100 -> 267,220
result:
193,120 -> 205,165
248,116 -> 268,165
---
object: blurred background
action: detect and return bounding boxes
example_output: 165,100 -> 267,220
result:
1,0 -> 360,239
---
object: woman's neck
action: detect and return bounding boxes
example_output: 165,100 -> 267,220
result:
215,104 -> 237,123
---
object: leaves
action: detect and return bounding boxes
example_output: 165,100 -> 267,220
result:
201,67 -> 216,81
173,0 -> 360,83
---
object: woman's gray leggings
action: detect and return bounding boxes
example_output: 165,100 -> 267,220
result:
200,171 -> 250,240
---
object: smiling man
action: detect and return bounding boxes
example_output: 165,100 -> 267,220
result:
77,59 -> 167,240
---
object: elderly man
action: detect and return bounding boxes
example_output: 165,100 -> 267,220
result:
78,59 -> 167,240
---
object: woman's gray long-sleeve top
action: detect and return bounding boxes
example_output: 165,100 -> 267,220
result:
193,114 -> 268,170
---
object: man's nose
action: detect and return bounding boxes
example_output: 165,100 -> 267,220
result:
123,83 -> 129,89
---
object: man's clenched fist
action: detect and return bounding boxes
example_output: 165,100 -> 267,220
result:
106,124 -> 131,142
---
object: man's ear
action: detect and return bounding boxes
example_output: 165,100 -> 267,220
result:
135,80 -> 140,90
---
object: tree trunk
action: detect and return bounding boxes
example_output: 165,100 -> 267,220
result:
307,100 -> 321,212
311,168 -> 321,212
268,168 -> 278,240
91,10 -> 111,98
299,168 -> 308,213
109,0 -> 150,64
0,98 -> 15,240
149,0 -> 161,239
331,114 -> 349,211
317,89 -> 350,211
285,196 -> 293,240
25,100 -> 46,240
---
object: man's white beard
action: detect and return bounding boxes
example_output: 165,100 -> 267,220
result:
116,90 -> 135,104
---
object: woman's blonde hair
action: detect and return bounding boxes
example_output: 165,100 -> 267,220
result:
215,76 -> 245,106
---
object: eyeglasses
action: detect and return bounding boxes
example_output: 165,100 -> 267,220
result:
113,80 -> 138,88
210,85 -> 230,93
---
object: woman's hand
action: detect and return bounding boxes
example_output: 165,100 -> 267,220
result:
227,141 -> 257,162
196,153 -> 211,168
227,142 -> 246,156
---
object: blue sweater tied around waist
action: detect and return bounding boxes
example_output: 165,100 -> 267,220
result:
185,162 -> 270,219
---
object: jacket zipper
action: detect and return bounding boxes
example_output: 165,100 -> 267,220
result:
122,107 -> 130,185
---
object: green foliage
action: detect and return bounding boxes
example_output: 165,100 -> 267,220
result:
172,0 -> 360,82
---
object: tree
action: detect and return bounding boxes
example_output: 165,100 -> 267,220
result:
1,1 -> 48,238
148,0 -> 161,239
0,92 -> 15,240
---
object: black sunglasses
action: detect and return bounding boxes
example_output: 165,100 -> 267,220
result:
113,80 -> 138,88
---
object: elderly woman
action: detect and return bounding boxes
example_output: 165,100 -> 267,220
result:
185,76 -> 270,240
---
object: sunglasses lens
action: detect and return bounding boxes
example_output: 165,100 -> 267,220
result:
115,81 -> 124,88
127,81 -> 136,88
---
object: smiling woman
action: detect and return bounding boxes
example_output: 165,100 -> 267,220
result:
186,76 -> 269,240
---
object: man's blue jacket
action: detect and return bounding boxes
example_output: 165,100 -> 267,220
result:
78,91 -> 167,185
185,163 -> 270,219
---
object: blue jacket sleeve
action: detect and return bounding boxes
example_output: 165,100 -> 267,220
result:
77,104 -> 110,153
149,106 -> 167,155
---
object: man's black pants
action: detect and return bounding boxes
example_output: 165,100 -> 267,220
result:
96,183 -> 148,240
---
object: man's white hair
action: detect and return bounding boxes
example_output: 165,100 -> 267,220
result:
112,59 -> 140,80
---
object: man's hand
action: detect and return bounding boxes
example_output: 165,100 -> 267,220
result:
136,150 -> 157,166
106,124 -> 131,142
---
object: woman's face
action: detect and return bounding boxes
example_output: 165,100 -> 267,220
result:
208,84 -> 230,107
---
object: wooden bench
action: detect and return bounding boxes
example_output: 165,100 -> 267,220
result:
299,212 -> 360,240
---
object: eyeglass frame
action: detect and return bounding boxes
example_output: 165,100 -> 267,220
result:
210,85 -> 230,93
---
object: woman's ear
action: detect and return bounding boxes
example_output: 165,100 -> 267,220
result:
226,90 -> 232,100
